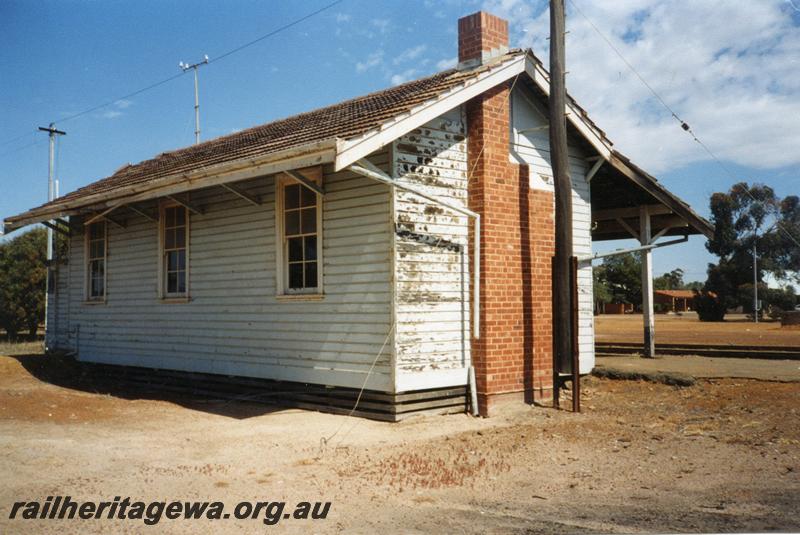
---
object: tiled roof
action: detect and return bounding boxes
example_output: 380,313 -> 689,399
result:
654,290 -> 699,298
19,50 -> 527,215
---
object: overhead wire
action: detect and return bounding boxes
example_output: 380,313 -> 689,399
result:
567,0 -> 800,249
0,138 -> 47,159
0,130 -> 38,148
208,0 -> 344,65
2,0 -> 345,134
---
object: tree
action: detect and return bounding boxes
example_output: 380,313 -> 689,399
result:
683,280 -> 704,291
0,228 -> 48,339
592,267 -> 613,313
702,182 -> 800,321
594,253 -> 642,306
654,268 -> 684,290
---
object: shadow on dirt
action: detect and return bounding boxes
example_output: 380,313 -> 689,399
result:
5,352 -> 297,420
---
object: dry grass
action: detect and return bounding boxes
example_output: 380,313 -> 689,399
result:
595,312 -> 800,346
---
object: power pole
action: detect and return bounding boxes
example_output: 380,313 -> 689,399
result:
753,241 -> 758,323
179,55 -> 209,144
38,123 -> 66,345
37,124 -> 66,261
549,0 -> 579,411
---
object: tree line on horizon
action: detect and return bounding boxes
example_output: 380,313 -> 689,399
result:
594,182 -> 799,321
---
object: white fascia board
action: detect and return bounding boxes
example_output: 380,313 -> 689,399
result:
523,56 -> 613,161
4,139 -> 339,231
334,56 -> 527,171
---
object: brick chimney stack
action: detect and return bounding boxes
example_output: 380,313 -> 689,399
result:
458,11 -> 509,67
461,12 -> 555,415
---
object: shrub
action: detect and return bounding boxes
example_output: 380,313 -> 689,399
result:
693,291 -> 727,322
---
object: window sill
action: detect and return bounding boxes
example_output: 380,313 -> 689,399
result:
82,299 -> 107,306
159,296 -> 191,304
276,293 -> 324,302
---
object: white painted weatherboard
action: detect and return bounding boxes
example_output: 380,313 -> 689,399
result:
48,151 -> 396,391
509,86 -> 596,373
392,106 -> 472,391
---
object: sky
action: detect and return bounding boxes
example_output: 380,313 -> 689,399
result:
1,0 -> 798,286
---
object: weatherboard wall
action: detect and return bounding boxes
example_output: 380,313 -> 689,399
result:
392,106 -> 472,391
48,151 -> 396,391
509,86 -> 596,373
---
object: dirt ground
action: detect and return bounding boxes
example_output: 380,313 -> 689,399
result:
596,354 -> 800,383
0,351 -> 798,534
595,312 -> 800,346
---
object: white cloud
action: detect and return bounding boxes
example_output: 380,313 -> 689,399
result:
356,50 -> 384,73
394,44 -> 428,65
436,56 -> 458,70
482,0 -> 800,173
102,110 -> 122,119
391,68 -> 419,86
335,13 -> 351,23
114,99 -> 132,109
371,18 -> 390,34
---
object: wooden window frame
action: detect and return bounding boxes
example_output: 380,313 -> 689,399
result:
275,170 -> 323,298
83,220 -> 107,304
158,201 -> 190,302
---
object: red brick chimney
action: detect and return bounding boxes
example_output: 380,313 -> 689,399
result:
458,11 -> 509,66
461,12 -> 555,415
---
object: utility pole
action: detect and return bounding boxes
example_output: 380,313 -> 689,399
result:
38,123 -> 66,345
549,0 -> 579,411
753,241 -> 758,323
37,124 -> 66,261
179,55 -> 209,144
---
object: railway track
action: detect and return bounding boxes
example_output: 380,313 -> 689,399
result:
595,342 -> 800,360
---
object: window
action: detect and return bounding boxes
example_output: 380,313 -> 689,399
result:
160,204 -> 188,298
85,221 -> 106,301
278,175 -> 322,295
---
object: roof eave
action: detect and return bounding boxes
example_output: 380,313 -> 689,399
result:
334,53 -> 527,171
522,52 -> 713,240
3,137 -> 341,233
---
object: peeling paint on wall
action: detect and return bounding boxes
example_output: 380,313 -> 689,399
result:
393,106 -> 470,374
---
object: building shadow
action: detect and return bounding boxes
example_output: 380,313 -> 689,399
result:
5,352 -> 305,420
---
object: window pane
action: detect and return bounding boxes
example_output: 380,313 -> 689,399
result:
175,227 -> 186,248
301,207 -> 316,234
89,223 -> 103,240
174,206 -> 186,226
300,186 -> 316,207
288,263 -> 303,289
95,259 -> 105,277
288,237 -> 303,262
177,250 -> 186,271
165,207 -> 175,227
177,271 -> 186,294
304,261 -> 317,288
167,251 -> 179,271
167,272 -> 178,294
284,184 -> 300,209
91,275 -> 104,298
304,235 -> 317,261
164,228 -> 175,249
285,210 -> 300,235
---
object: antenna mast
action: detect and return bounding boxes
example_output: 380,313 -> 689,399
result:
179,55 -> 209,144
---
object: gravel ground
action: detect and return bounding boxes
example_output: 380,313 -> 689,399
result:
0,351 -> 798,534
